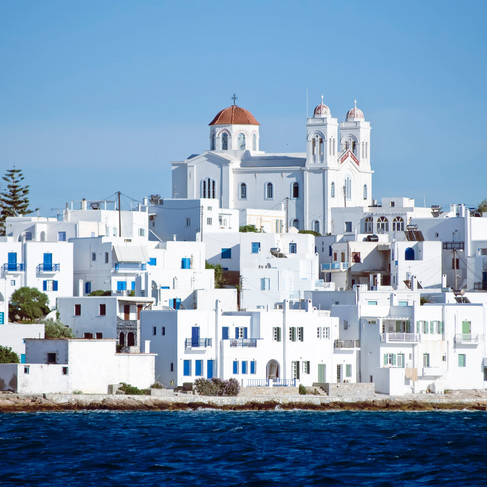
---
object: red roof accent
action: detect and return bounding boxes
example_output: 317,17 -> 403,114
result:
209,105 -> 260,126
340,150 -> 360,166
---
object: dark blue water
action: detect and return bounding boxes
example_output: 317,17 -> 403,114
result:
0,411 -> 486,486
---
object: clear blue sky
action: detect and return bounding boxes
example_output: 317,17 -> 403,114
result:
0,1 -> 486,215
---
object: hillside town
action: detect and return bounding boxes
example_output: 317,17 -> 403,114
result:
1,97 -> 486,397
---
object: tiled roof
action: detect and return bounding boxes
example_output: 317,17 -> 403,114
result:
209,105 -> 260,126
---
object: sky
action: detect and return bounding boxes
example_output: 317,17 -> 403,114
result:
0,1 -> 486,215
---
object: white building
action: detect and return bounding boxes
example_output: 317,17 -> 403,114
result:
0,323 -> 45,361
172,98 -> 373,234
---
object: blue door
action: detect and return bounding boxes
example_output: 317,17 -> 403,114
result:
43,253 -> 53,271
207,360 -> 214,379
192,327 -> 200,347
7,252 -> 17,271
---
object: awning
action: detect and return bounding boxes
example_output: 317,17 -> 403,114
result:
113,245 -> 149,263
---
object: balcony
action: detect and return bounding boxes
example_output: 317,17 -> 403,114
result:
246,379 -> 297,387
37,263 -> 60,273
474,282 -> 487,291
185,338 -> 212,349
2,263 -> 25,272
114,263 -> 147,272
321,262 -> 349,272
443,242 -> 464,250
454,334 -> 479,345
230,338 -> 257,348
380,333 -> 420,343
334,339 -> 360,349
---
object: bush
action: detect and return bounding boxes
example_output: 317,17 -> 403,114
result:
118,382 -> 149,395
298,230 -> 321,237
194,377 -> 240,396
89,290 -> 111,296
239,224 -> 262,233
42,319 -> 75,338
151,381 -> 164,389
0,346 -> 19,364
9,287 -> 49,323
298,384 -> 307,395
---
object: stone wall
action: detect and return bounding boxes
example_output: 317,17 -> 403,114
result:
317,382 -> 375,398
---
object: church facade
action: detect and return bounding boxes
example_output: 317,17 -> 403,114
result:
171,97 -> 373,234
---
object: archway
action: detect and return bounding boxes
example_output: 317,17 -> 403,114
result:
119,332 -> 125,346
127,332 -> 135,347
266,359 -> 280,379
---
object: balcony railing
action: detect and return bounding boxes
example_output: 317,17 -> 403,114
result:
474,282 -> 487,291
37,263 -> 60,272
454,334 -> 479,344
2,263 -> 25,272
247,379 -> 297,387
380,333 -> 420,343
443,242 -> 464,250
334,339 -> 360,349
185,338 -> 212,349
321,262 -> 349,272
230,338 -> 257,347
114,263 -> 147,272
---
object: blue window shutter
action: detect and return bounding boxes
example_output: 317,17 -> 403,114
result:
53,281 -> 58,291
233,361 -> 238,374
85,282 -> 91,294
42,280 -> 47,291
21,354 -> 26,364
235,327 -> 239,339
207,360 -> 214,379
195,360 -> 202,376
250,361 -> 256,374
131,281 -> 135,291
184,360 -> 191,376
242,361 -> 247,374
221,248 -> 231,259
243,328 -> 248,339
222,327 -> 229,339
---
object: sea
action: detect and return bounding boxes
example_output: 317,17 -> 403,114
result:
0,410 -> 486,486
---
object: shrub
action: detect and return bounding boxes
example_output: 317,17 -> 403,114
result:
194,377 -> 240,396
151,381 -> 164,389
298,230 -> 321,237
0,346 -> 19,364
9,287 -> 49,323
119,382 -> 149,395
89,290 -> 111,296
42,319 -> 75,338
239,224 -> 261,233
298,384 -> 307,395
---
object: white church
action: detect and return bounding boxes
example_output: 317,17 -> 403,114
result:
171,96 -> 373,234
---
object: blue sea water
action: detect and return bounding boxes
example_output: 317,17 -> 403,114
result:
0,410 -> 486,486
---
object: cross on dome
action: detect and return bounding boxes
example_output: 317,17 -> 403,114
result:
232,93 -> 238,106
321,94 -> 324,104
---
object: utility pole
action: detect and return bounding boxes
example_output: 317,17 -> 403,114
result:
117,191 -> 122,237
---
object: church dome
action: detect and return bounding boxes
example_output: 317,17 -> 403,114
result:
346,102 -> 365,121
209,105 -> 260,126
313,100 -> 331,118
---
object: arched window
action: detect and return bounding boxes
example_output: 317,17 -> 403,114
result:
365,142 -> 368,158
393,216 -> 404,232
240,183 -> 247,200
312,137 -> 316,155
266,182 -> 274,199
292,182 -> 299,199
201,178 -> 216,198
362,142 -> 365,158
351,140 -> 357,155
377,216 -> 389,233
364,216 -> 373,233
363,184 -> 368,200
238,133 -> 246,150
319,137 -> 324,158
331,182 -> 335,198
119,332 -> 125,346
329,138 -> 332,155
345,177 -> 352,200
313,220 -> 320,234
210,132 -> 215,150
292,219 -> 299,228
345,141 -> 349,151
252,133 -> 257,151
221,132 -> 229,150
405,247 -> 415,261
127,332 -> 135,347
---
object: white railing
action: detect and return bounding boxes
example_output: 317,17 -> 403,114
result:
380,333 -> 420,343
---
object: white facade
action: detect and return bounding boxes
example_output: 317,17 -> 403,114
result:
0,323 -> 45,359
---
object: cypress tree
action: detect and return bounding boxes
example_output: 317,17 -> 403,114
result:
0,167 -> 34,235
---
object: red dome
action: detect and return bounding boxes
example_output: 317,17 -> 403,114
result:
209,105 -> 260,126
346,102 -> 365,121
313,102 -> 331,118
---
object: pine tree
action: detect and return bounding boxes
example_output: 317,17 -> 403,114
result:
0,167 -> 34,235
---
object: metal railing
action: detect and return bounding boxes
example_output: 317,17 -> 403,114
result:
2,263 -> 25,272
380,333 -> 420,343
334,339 -> 360,348
474,282 -> 487,291
443,242 -> 464,250
321,262 -> 349,271
37,263 -> 60,272
454,334 -> 479,344
185,338 -> 212,349
230,338 -> 257,347
247,378 -> 297,387
114,263 -> 146,272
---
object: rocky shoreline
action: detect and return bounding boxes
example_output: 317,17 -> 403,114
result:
1,390 -> 487,412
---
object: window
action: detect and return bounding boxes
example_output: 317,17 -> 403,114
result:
47,353 -> 57,364
393,217 -> 404,232
364,216 -> 373,233
105,252 -> 109,264
289,243 -> 297,254
25,231 -> 32,241
405,247 -> 415,261
345,177 -> 352,200
170,362 -> 174,372
384,353 -> 395,366
240,183 -> 247,199
397,354 -> 405,368
250,360 -> 256,374
343,320 -> 349,330
452,258 -> 459,270
162,326 -> 165,336
99,304 -> 106,316
260,278 -> 270,290
24,366 -> 30,374
153,326 -> 156,336
313,221 -> 320,234
323,327 -> 330,339
233,360 -> 239,374
377,217 -> 389,233
251,242 -> 260,253
331,182 -> 335,198
96,333 -> 103,339
423,353 -> 430,367
117,281 -> 127,291
292,361 -> 300,380
181,258 -> 191,269
390,201 -> 395,208
74,304 -> 81,316
222,327 -> 229,340
91,252 -> 96,262
352,252 -> 361,263
186,218 -> 191,227
58,231 -> 66,242
221,132 -> 229,150
302,361 -> 310,374
458,354 -> 466,367
238,133 -> 246,150
273,327 -> 281,342
363,184 -> 368,200
43,280 -> 58,291
210,131 -> 215,150
62,367 -> 68,375
265,182 -> 274,199
221,248 -> 231,259
346,364 -> 352,378
148,257 -> 157,266
292,182 -> 299,199
85,281 -> 91,295
368,300 -> 378,305
183,360 -> 191,376
201,178 -> 216,198
291,219 -> 298,229
207,217 -> 212,225
241,361 -> 248,374
195,360 -> 203,376
345,221 -> 352,233
298,327 -> 304,342
289,327 -> 296,341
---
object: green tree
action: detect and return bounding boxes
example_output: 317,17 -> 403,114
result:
477,199 -> 487,213
0,346 -> 20,363
206,262 -> 224,288
0,167 -> 35,235
9,287 -> 50,323
239,224 -> 262,233
42,319 -> 75,339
